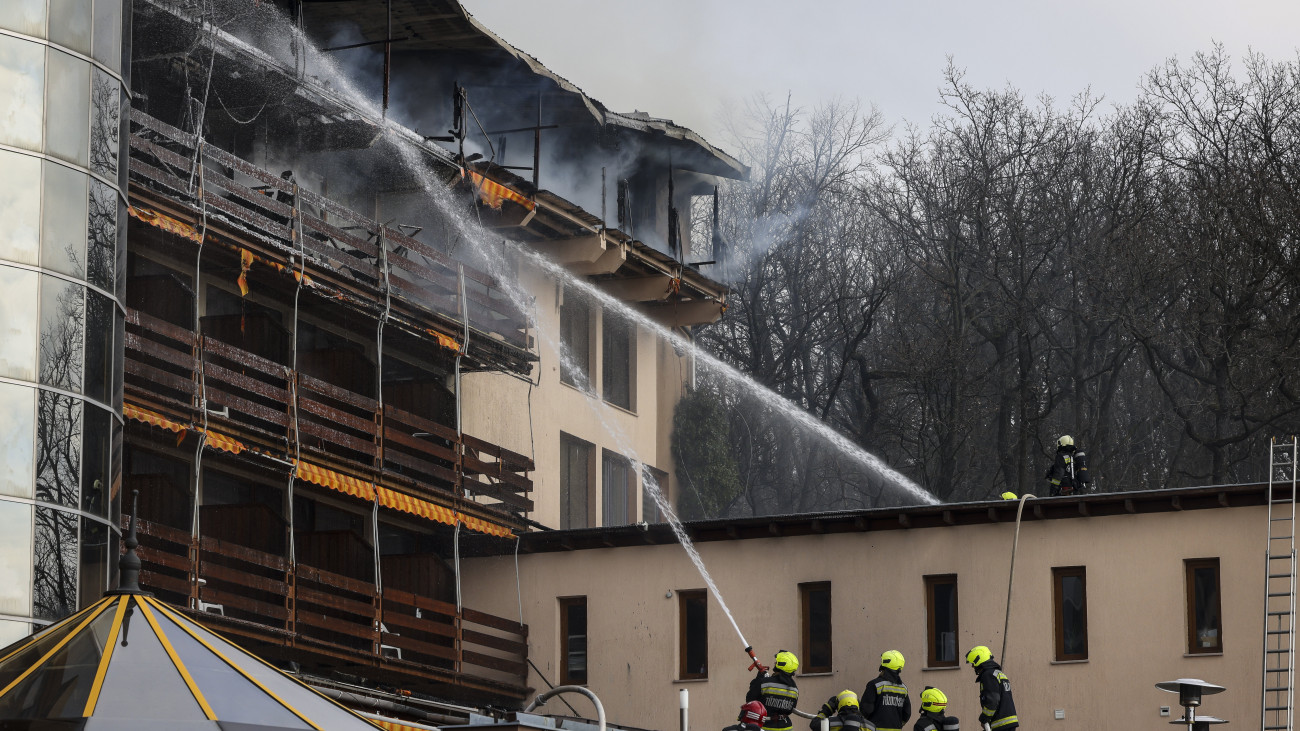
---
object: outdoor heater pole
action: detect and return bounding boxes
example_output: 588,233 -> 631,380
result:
679,688 -> 688,731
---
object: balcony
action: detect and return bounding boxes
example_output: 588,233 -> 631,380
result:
126,514 -> 529,702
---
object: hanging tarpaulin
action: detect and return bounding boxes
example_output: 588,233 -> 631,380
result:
424,328 -> 460,352
237,248 -> 254,295
128,205 -> 203,242
462,169 -> 536,211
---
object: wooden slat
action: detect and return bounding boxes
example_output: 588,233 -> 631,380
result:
125,333 -> 195,373
462,628 -> 526,656
137,545 -> 193,572
384,405 -> 459,443
381,588 -> 458,618
200,537 -> 288,571
377,611 -> 456,638
128,309 -> 198,347
296,585 -> 376,618
296,564 -> 375,596
202,360 -> 290,402
124,359 -> 197,396
202,143 -> 292,193
298,372 -> 377,411
127,158 -> 192,199
203,168 -> 294,219
382,428 -> 459,464
199,561 -> 289,595
297,188 -> 378,233
139,569 -> 192,597
381,449 -> 459,487
461,649 -> 526,676
380,632 -> 458,662
131,108 -> 196,147
203,385 -> 291,428
200,585 -> 291,621
201,190 -> 293,241
460,477 -> 532,512
202,337 -> 285,381
297,396 -> 376,436
129,515 -> 192,545
295,611 -> 376,641
297,419 -> 377,456
299,231 -> 380,279
462,434 -> 533,471
461,607 -> 525,635
302,213 -> 379,258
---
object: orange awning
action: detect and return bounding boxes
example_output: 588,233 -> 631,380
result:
128,206 -> 202,242
464,169 -> 535,211
294,459 -> 376,501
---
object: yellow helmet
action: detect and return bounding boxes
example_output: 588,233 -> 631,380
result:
1058,435 -> 1074,448
1001,491 -> 1018,500
774,650 -> 799,674
880,650 -> 904,671
836,690 -> 859,710
965,645 -> 992,667
920,687 -> 948,713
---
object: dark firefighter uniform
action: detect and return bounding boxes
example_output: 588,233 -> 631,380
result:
862,670 -> 911,731
973,661 -> 1018,730
748,671 -> 799,731
810,693 -> 875,731
1046,447 -> 1090,496
913,714 -> 959,731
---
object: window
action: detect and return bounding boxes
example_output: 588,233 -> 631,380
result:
1186,558 -> 1222,654
559,289 -> 592,389
924,574 -> 959,667
601,451 -> 634,526
642,466 -> 667,523
800,582 -> 832,673
1053,566 -> 1088,661
560,433 -> 594,529
559,597 -> 588,685
679,589 -> 708,679
602,313 -> 635,410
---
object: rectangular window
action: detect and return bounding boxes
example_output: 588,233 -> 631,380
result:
1053,566 -> 1089,661
1186,558 -> 1222,654
924,574 -> 959,667
601,313 -> 635,410
800,582 -> 832,673
679,589 -> 708,679
560,433 -> 593,529
602,451 -> 633,526
559,597 -> 588,685
642,466 -> 667,523
560,289 -> 592,389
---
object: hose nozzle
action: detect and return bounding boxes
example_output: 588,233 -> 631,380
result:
745,645 -> 768,673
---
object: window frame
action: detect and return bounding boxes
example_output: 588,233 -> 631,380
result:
601,311 -> 636,411
678,589 -> 708,680
799,581 -> 832,674
601,450 -> 635,527
642,465 -> 667,524
559,288 -> 593,390
1185,558 -> 1223,655
559,433 -> 595,530
559,596 -> 588,685
1052,565 -> 1089,661
923,574 -> 959,667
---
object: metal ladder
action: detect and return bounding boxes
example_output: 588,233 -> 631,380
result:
1264,437 -> 1299,731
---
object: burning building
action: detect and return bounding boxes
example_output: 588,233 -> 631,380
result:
0,0 -> 744,721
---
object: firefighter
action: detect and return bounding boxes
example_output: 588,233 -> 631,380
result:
913,687 -> 959,731
748,651 -> 800,731
725,701 -> 770,731
861,650 -> 911,731
965,646 -> 1018,730
1045,435 -> 1091,496
810,690 -> 875,731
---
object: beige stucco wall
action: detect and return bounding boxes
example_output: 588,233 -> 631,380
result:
462,505 -> 1262,731
462,264 -> 688,529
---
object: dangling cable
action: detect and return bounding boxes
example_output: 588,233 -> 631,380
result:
514,534 -> 523,625
372,228 -> 393,594
453,519 -> 462,613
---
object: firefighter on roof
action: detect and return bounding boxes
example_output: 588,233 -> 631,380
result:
862,650 -> 911,731
810,690 -> 875,731
965,646 -> 1018,730
1045,435 -> 1091,496
912,687 -> 958,731
748,651 -> 800,731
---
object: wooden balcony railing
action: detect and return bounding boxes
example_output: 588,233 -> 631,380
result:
129,515 -> 529,695
124,306 -> 534,514
126,108 -> 529,355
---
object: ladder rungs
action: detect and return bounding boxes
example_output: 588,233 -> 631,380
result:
1270,593 -> 1293,597
1268,648 -> 1292,653
1268,630 -> 1291,634
1269,611 -> 1293,616
1269,555 -> 1294,560
1270,574 -> 1294,579
1267,686 -> 1293,691
1275,517 -> 1295,521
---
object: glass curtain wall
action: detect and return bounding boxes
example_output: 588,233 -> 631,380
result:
0,0 -> 129,648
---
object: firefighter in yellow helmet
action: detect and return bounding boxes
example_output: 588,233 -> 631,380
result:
747,651 -> 800,731
1045,435 -> 1091,496
810,690 -> 874,731
861,650 -> 910,731
965,646 -> 1018,730
912,687 -> 958,731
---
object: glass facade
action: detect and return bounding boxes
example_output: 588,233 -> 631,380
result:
0,0 -> 128,636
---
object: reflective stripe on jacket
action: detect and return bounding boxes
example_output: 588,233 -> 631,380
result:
975,663 -> 1018,730
862,671 -> 911,731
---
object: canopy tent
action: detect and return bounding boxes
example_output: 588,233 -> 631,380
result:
0,503 -> 394,730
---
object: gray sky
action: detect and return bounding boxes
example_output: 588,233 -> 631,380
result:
462,0 -> 1300,146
